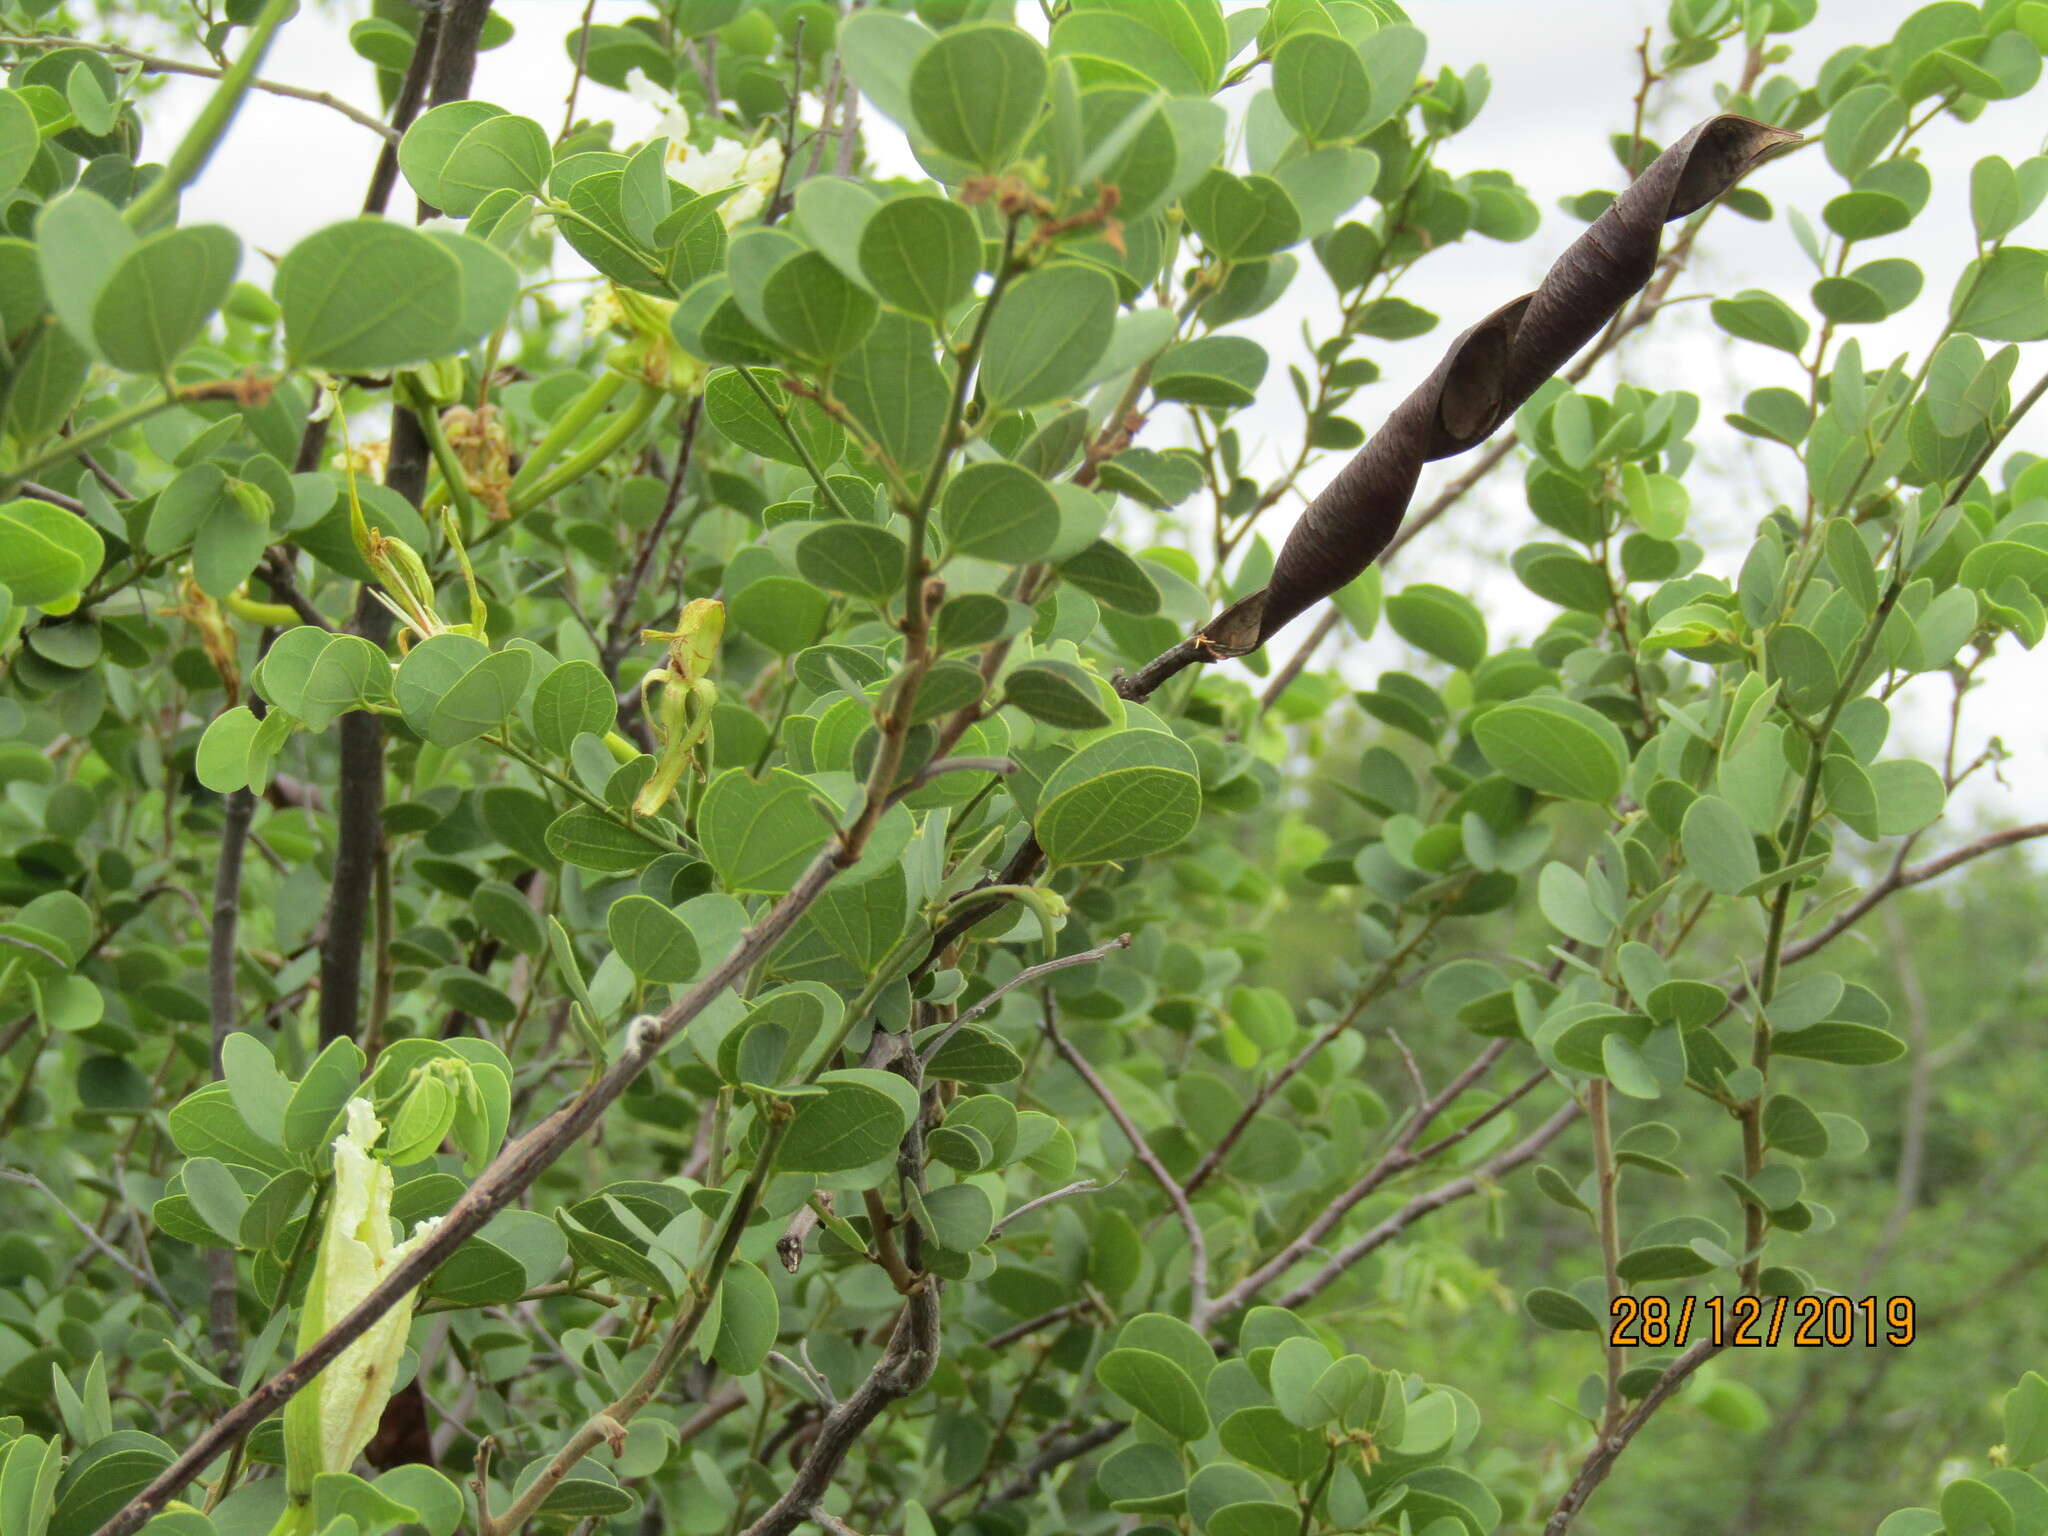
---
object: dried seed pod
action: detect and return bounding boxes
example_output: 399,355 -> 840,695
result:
1192,113 -> 1801,664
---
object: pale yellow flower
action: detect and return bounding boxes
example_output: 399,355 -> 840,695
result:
278,1100 -> 440,1526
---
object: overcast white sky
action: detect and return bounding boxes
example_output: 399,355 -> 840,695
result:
129,0 -> 2047,833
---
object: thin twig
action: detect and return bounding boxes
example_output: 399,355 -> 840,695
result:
917,934 -> 1131,1067
0,31 -> 400,141
1040,997 -> 1209,1326
988,1174 -> 1119,1242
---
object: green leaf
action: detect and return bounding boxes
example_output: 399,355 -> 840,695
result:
711,1260 -> 779,1376
1219,1406 -> 1325,1483
1095,1348 -> 1208,1441
1003,660 -> 1111,728
1769,1021 -> 1907,1066
796,521 -> 906,601
1385,582 -> 1487,669
1952,247 -> 2048,342
700,768 -> 833,894
1271,30 -> 1371,143
0,89 -> 40,198
530,660 -> 618,756
196,707 -> 261,794
398,100 -> 506,210
425,649 -> 533,748
606,894 -> 700,984
1061,539 -> 1162,614
1939,1478 -> 2015,1536
276,219 -> 468,372
836,312 -> 949,471
859,195 -> 980,320
0,500 -> 103,611
219,1032 -> 292,1149
1150,336 -> 1268,409
1472,697 -> 1628,803
1710,288 -> 1811,354
758,250 -> 878,362
1036,728 -> 1202,867
1681,795 -> 1761,895
1524,1286 -> 1602,1332
2005,1372 -> 2048,1467
282,1037 -> 366,1152
940,460 -> 1060,563
439,113 -> 551,217
780,1074 -> 912,1172
90,224 -> 240,376
179,1157 -> 249,1245
47,1432 -> 174,1536
909,23 -> 1048,170
546,808 -> 660,874
1183,169 -> 1301,259
980,264 -> 1118,409
35,189 -> 132,356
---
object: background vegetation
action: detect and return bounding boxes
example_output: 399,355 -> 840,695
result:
0,2 -> 2044,1535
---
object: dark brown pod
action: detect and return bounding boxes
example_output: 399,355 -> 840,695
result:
1190,113 -> 1801,664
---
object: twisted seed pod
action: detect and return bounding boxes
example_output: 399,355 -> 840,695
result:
1192,113 -> 1802,663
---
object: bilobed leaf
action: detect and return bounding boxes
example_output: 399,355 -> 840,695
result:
1036,728 -> 1202,867
710,1261 -> 778,1376
699,768 -> 833,894
0,500 -> 103,611
1095,1348 -> 1208,1441
909,23 -> 1048,170
1472,697 -> 1628,803
1711,288 -> 1810,353
399,100 -> 506,209
35,189 -> 132,355
438,113 -> 551,217
282,1037 -> 366,1153
2005,1372 -> 2048,1467
1952,247 -> 2048,342
530,660 -> 618,756
1769,1021 -> 1907,1066
1681,795 -> 1761,895
606,895 -> 699,985
940,460 -> 1060,563
780,1076 -> 911,1172
1271,30 -> 1371,143
1386,582 -> 1488,668
859,195 -> 980,319
980,263 -> 1117,408
545,808 -> 660,874
425,649 -> 533,748
1219,1406 -> 1325,1482
196,707 -> 262,794
1003,660 -> 1111,728
759,250 -> 878,361
277,219 -> 468,372
90,224 -> 240,375
796,521 -> 905,601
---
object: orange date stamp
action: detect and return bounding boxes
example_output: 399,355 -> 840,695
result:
1609,1294 -> 1916,1348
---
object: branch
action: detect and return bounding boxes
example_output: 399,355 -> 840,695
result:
916,933 -> 1131,1068
92,823 -> 886,1535
739,1286 -> 944,1536
1041,998 -> 1209,1326
1272,1098 -> 1581,1313
1203,1041 -> 1516,1318
982,1419 -> 1129,1507
0,30 -> 400,142
1773,822 -> 2048,974
1541,1338 -> 1723,1535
